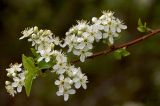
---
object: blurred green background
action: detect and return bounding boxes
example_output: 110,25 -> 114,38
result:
1,0 -> 160,106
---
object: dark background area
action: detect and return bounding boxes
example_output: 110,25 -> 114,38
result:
1,0 -> 160,106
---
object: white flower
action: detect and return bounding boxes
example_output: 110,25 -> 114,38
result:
5,63 -> 25,97
52,53 -> 68,74
52,36 -> 61,45
53,63 -> 67,74
6,63 -> 22,77
115,19 -> 127,33
20,27 -> 34,40
56,53 -> 67,63
73,49 -> 92,62
5,85 -> 17,97
76,20 -> 89,31
12,73 -> 25,93
66,66 -> 80,77
55,75 -> 73,92
16,11 -> 127,101
88,25 -> 102,42
37,47 -> 53,62
56,88 -> 76,101
73,71 -> 88,89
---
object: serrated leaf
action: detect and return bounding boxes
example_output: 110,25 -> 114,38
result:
22,54 -> 39,97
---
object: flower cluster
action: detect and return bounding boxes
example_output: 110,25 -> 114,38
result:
53,52 -> 88,101
91,11 -> 127,44
5,63 -> 25,97
63,21 -> 93,62
55,65 -> 88,101
63,11 -> 127,62
20,26 -> 61,63
5,10 -> 127,101
19,26 -> 88,101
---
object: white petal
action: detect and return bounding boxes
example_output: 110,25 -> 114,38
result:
87,43 -> 93,49
82,84 -> 87,89
53,65 -> 58,70
77,38 -> 83,42
58,68 -> 65,74
114,33 -> 119,37
109,37 -> 114,45
88,36 -> 94,43
45,57 -> 50,63
121,25 -> 127,29
73,77 -> 79,82
85,52 -> 93,57
12,82 -> 18,87
117,28 -> 121,33
73,50 -> 80,56
111,27 -> 116,33
103,33 -> 109,39
56,91 -> 63,96
104,26 -> 109,32
59,75 -> 64,80
19,36 -> 25,40
69,89 -> 75,94
75,43 -> 85,49
95,31 -> 102,40
59,85 -> 64,92
75,82 -> 81,89
37,57 -> 44,62
80,55 -> 85,62
55,80 -> 60,85
16,68 -> 22,72
64,94 -> 69,101
17,86 -> 22,92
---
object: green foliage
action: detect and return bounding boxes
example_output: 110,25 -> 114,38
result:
137,18 -> 150,33
22,54 -> 40,97
113,48 -> 130,59
37,60 -> 55,70
31,48 -> 40,58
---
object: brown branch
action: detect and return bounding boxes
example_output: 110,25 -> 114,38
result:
72,29 -> 160,63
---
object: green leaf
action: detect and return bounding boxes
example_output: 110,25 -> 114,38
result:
138,18 -> 143,26
144,22 -> 147,27
114,50 -> 122,60
22,54 -> 39,97
31,48 -> 40,58
137,18 -> 150,33
113,48 -> 130,60
137,26 -> 147,33
37,60 -> 55,70
121,49 -> 130,57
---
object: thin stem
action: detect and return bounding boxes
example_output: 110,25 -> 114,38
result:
72,29 -> 160,63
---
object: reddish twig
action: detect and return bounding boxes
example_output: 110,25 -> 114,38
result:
72,29 -> 160,63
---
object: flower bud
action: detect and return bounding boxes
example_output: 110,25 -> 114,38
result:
5,81 -> 11,85
77,31 -> 83,35
34,26 -> 38,32
12,73 -> 17,77
99,15 -> 105,20
7,73 -> 11,77
92,17 -> 97,23
39,29 -> 43,35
